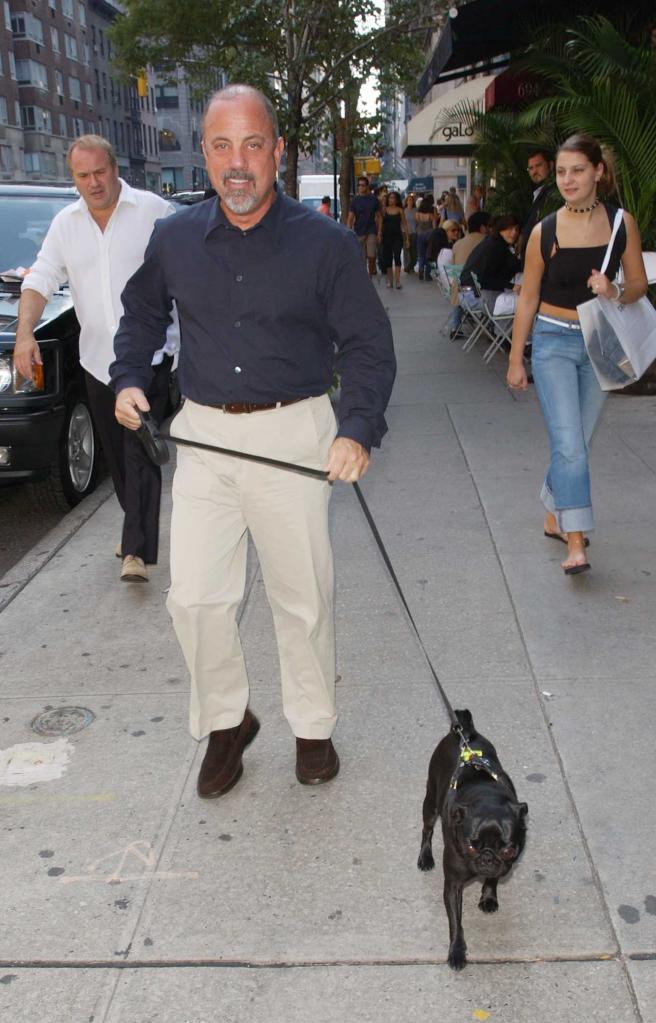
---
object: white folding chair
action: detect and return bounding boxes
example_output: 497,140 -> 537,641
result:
481,291 -> 516,363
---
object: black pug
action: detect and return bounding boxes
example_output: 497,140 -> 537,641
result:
417,709 -> 528,970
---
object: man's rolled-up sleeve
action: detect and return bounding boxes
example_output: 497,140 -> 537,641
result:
326,232 -> 396,450
109,226 -> 173,394
21,219 -> 68,300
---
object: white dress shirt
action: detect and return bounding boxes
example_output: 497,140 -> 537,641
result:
23,179 -> 177,384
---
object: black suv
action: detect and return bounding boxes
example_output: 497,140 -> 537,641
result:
0,183 -> 102,508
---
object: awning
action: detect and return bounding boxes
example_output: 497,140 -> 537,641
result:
401,75 -> 496,159
419,0 -> 656,97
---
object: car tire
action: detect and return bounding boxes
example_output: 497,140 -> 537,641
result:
30,389 -> 101,511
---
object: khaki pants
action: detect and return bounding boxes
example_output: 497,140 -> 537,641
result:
167,396 -> 338,741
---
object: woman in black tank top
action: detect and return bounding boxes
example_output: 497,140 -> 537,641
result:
506,134 -> 648,575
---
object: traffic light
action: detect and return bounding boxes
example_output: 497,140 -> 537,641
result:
136,72 -> 148,98
354,156 -> 381,177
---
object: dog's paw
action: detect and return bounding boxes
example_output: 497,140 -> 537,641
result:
478,894 -> 499,914
447,939 -> 467,971
417,848 -> 435,871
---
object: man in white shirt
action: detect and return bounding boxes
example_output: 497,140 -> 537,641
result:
14,135 -> 176,582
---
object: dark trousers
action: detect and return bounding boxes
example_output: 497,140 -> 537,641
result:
84,357 -> 172,564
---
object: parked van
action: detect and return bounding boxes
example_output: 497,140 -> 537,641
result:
297,175 -> 340,216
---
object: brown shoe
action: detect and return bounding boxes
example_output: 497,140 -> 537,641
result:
121,555 -> 148,582
295,738 -> 339,785
197,709 -> 260,798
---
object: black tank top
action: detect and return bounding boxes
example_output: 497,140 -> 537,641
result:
539,204 -> 626,310
382,211 -> 403,241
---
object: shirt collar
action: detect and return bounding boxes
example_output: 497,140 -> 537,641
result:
72,177 -> 137,215
205,183 -> 284,244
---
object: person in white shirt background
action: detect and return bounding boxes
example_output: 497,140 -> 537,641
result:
13,135 -> 178,583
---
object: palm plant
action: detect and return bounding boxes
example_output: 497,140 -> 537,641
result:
517,15 -> 656,248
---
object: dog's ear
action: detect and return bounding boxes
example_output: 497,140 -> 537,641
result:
515,802 -> 528,818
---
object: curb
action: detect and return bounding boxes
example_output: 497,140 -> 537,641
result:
0,478 -> 115,614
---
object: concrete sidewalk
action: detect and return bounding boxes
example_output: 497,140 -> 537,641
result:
1,275 -> 655,1023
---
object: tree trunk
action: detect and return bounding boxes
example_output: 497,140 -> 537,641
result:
284,138 -> 299,199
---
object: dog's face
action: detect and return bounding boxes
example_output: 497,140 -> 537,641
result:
449,799 -> 527,878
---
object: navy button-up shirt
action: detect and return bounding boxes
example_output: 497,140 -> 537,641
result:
110,189 -> 396,450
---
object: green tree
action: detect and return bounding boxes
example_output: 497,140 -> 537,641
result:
110,0 -> 448,198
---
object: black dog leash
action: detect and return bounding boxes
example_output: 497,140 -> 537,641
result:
136,410 -> 468,742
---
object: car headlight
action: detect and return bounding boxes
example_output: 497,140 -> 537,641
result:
0,356 -> 11,392
0,353 -> 45,394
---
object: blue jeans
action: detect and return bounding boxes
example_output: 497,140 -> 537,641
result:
531,316 -> 607,533
417,232 -> 431,276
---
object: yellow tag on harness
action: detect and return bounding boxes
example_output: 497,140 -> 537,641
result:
460,748 -> 483,763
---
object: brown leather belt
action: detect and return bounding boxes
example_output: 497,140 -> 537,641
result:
211,397 -> 307,414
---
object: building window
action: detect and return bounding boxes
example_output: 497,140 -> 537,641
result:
21,106 -> 52,132
119,122 -> 124,150
94,68 -> 99,99
49,0 -> 57,10
11,14 -> 44,44
8,51 -> 16,80
0,144 -> 14,172
0,96 -> 7,123
159,129 -> 181,152
85,82 -> 92,106
68,76 -> 81,102
83,42 -> 89,65
62,0 -> 73,17
155,84 -> 179,109
78,3 -> 85,27
55,69 -> 64,96
51,26 -> 60,51
99,29 -> 104,56
64,33 -> 78,60
73,115 -> 84,136
101,72 -> 107,101
59,112 -> 67,136
3,1 -> 10,31
16,60 -> 49,91
24,151 -> 41,172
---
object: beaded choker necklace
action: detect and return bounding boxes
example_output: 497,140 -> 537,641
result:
564,198 -> 600,213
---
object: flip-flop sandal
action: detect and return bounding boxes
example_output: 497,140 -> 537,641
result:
545,531 -> 589,548
563,562 -> 591,576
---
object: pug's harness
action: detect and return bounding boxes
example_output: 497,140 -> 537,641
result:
449,745 -> 500,791
135,409 -> 480,749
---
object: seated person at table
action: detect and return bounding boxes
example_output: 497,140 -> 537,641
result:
460,214 -> 521,311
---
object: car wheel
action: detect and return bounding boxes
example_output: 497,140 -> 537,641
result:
30,390 -> 101,511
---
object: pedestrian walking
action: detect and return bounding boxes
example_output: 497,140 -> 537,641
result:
317,195 -> 332,217
13,135 -> 177,583
444,186 -> 465,225
506,133 -> 648,575
378,190 -> 408,289
465,184 -> 484,220
416,194 -> 438,281
347,176 -> 381,279
110,84 -> 396,793
403,193 -> 418,273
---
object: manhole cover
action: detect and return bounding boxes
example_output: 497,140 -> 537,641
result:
31,706 -> 96,736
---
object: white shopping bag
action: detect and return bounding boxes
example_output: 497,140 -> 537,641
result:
578,296 -> 656,389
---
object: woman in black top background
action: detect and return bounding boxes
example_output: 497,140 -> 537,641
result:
507,133 -> 648,575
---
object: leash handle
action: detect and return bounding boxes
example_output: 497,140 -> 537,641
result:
352,482 -> 460,731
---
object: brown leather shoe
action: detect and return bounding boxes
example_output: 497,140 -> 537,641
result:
295,738 -> 339,785
197,709 -> 260,798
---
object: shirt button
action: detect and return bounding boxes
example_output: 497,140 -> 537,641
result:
234,321 -> 241,328
236,275 -> 243,282
234,366 -> 242,374
242,231 -> 247,237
